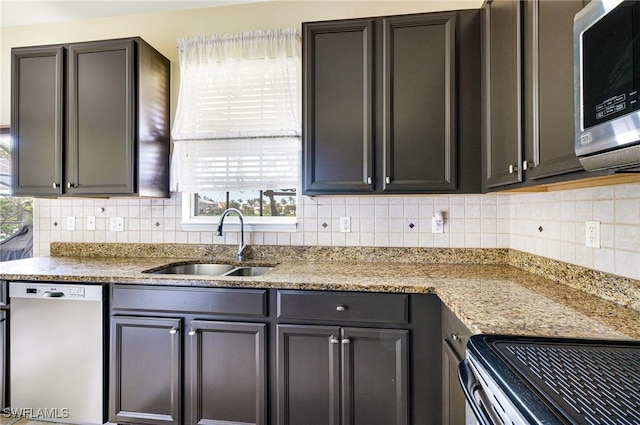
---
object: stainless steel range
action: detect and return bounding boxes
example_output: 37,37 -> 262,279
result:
459,334 -> 640,425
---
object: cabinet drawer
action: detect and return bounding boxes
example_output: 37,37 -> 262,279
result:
442,306 -> 472,359
277,290 -> 408,324
111,285 -> 267,318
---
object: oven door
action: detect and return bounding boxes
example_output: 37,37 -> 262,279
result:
458,359 -> 502,425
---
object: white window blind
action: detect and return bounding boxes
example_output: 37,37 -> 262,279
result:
171,29 -> 301,192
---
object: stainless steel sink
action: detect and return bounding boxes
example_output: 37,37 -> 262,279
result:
147,263 -> 272,277
224,266 -> 273,277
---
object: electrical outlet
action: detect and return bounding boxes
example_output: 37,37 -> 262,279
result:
432,217 -> 444,234
66,216 -> 75,231
87,216 -> 96,231
340,216 -> 351,233
110,217 -> 125,232
585,220 -> 600,248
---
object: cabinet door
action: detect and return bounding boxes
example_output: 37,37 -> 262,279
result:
342,328 -> 409,425
276,325 -> 341,425
302,20 -> 375,194
382,13 -> 457,192
11,46 -> 64,196
67,39 -> 136,195
442,340 -> 466,425
110,316 -> 181,425
523,0 -> 584,179
189,320 -> 267,425
483,0 -> 523,188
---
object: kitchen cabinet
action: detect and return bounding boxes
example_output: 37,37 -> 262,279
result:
303,10 -> 482,195
482,0 -> 586,190
275,290 -> 441,425
441,306 -> 472,425
110,285 -> 268,425
11,37 -> 170,198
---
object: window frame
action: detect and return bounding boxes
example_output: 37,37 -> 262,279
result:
180,192 -> 298,232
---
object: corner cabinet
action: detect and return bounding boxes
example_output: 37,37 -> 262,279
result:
441,306 -> 472,425
483,0 -> 587,190
11,37 -> 170,198
303,11 -> 482,195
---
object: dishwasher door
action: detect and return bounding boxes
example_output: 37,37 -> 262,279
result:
9,282 -> 105,424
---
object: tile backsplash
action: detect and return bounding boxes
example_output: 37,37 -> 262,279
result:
33,182 -> 640,281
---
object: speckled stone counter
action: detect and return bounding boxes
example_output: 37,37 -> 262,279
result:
2,248 -> 640,341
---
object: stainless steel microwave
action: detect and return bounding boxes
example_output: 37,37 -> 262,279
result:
574,0 -> 640,171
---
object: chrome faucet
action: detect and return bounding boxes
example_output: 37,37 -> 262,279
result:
216,208 -> 247,262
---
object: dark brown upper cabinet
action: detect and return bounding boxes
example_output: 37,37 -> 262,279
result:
303,10 -> 482,195
11,37 -> 170,198
483,0 -> 587,190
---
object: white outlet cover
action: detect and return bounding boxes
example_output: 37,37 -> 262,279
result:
432,217 -> 444,234
110,217 -> 125,232
585,220 -> 601,248
66,216 -> 75,231
340,216 -> 351,233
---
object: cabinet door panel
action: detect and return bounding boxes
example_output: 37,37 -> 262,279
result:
190,321 -> 266,425
342,328 -> 409,425
67,40 -> 135,194
277,325 -> 341,425
524,0 -> 584,179
110,316 -> 181,425
383,14 -> 456,192
303,20 -> 374,194
483,0 -> 523,188
11,46 -> 64,196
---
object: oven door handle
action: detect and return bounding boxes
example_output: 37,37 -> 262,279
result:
458,359 -> 501,425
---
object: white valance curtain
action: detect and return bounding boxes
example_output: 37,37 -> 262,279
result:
171,28 -> 301,192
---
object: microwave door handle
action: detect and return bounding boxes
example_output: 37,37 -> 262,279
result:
458,359 -> 501,425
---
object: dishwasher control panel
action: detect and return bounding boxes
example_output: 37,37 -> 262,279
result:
10,282 -> 103,302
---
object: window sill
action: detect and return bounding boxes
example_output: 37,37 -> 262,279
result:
180,216 -> 298,233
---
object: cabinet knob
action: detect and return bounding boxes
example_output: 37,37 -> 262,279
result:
66,182 -> 77,189
336,305 -> 346,312
169,327 -> 178,335
52,182 -> 60,189
508,164 -> 518,174
367,177 -> 372,185
188,330 -> 196,336
330,335 -> 340,344
522,160 -> 530,171
385,176 -> 391,184
341,338 -> 351,344
451,333 -> 460,341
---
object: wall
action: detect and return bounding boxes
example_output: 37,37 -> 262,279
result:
3,2 -> 640,282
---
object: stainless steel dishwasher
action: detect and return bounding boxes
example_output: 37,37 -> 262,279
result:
9,281 -> 105,424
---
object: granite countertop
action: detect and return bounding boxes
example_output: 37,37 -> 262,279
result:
2,254 -> 639,341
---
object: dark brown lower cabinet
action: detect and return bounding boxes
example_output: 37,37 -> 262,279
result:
277,325 -> 408,425
189,320 -> 266,425
441,307 -> 472,425
110,316 -> 182,425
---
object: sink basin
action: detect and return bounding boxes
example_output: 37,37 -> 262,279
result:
151,263 -> 236,275
224,266 -> 273,277
148,263 -> 272,277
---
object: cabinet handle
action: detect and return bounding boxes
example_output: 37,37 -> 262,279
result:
522,160 -> 529,171
508,164 -> 518,174
367,177 -> 372,185
330,335 -> 340,344
52,182 -> 60,189
67,182 -> 77,189
336,305 -> 346,312
169,326 -> 178,335
451,333 -> 460,341
341,338 -> 351,344
385,176 -> 391,184
188,329 -> 196,336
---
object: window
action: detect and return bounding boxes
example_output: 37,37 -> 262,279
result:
171,29 -> 301,231
0,127 -> 33,245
